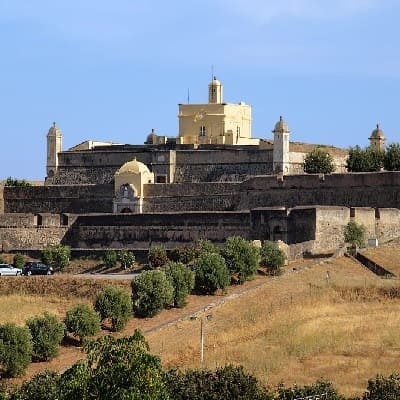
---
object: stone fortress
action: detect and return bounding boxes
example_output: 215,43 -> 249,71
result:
0,77 -> 399,258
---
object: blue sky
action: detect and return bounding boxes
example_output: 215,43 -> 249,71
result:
1,0 -> 399,180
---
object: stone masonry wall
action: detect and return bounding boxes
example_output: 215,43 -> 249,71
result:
0,186 -> 3,214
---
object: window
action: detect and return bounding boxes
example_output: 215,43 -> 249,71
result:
236,126 -> 241,136
199,126 -> 206,137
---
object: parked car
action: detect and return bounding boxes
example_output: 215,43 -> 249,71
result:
22,262 -> 53,276
0,264 -> 22,276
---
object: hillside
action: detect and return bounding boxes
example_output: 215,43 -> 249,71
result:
2,253 -> 400,397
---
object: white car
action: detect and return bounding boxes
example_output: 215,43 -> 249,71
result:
0,264 -> 22,276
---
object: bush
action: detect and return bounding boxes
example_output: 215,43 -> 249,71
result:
362,374 -> 400,400
222,236 -> 260,284
64,304 -> 100,344
0,256 -> 4,264
276,379 -> 344,400
344,221 -> 366,248
131,270 -> 173,317
303,147 -> 335,174
4,177 -> 31,187
42,244 -> 71,270
169,244 -> 199,265
94,286 -> 132,331
164,262 -> 195,307
13,253 -> 24,269
260,241 -> 286,276
103,250 -> 117,268
164,365 -> 271,400
26,312 -> 64,361
117,249 -> 135,269
193,252 -> 230,295
59,330 -> 168,400
0,323 -> 33,377
17,370 -> 60,400
148,245 -> 169,269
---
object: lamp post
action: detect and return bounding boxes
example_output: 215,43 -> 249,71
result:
191,314 -> 213,368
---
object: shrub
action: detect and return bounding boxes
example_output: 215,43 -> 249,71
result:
64,304 -> 100,344
4,177 -> 31,187
117,249 -> 135,269
26,312 -> 64,361
276,379 -> 344,400
362,374 -> 400,400
222,236 -> 260,284
193,252 -> 230,295
260,241 -> 286,276
0,256 -> 4,264
169,244 -> 199,265
148,245 -> 169,269
103,250 -> 117,268
131,270 -> 173,317
13,253 -> 24,269
164,365 -> 271,400
94,286 -> 132,331
303,147 -> 335,174
42,244 -> 71,270
164,262 -> 195,307
0,323 -> 33,377
17,370 -> 60,400
344,220 -> 366,247
59,330 -> 168,400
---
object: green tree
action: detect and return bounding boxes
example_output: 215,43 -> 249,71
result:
346,146 -> 384,172
13,253 -> 24,269
26,312 -> 64,361
222,236 -> 260,284
17,370 -> 61,400
344,220 -> 366,247
59,330 -> 169,400
94,286 -> 132,331
4,177 -> 31,187
102,250 -> 117,268
169,244 -> 199,265
42,244 -> 71,270
0,323 -> 33,377
303,147 -> 335,174
276,379 -> 344,400
148,245 -> 169,269
260,241 -> 286,276
117,249 -> 135,269
362,374 -> 400,400
193,252 -> 230,294
64,304 -> 100,344
131,270 -> 174,317
384,143 -> 400,171
164,262 -> 195,308
164,365 -> 271,400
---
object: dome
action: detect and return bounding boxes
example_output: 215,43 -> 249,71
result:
209,76 -> 221,86
145,129 -> 158,144
273,116 -> 290,133
116,159 -> 150,175
370,124 -> 385,139
47,122 -> 62,136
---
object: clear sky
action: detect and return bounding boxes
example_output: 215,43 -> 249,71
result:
1,0 -> 399,180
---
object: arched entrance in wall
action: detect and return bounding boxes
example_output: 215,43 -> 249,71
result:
121,207 -> 132,213
272,225 -> 285,242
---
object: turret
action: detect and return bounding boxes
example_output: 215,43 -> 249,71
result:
208,76 -> 223,104
369,124 -> 385,152
272,116 -> 290,174
46,122 -> 62,178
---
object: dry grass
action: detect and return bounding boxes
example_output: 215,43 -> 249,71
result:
147,257 -> 400,398
362,245 -> 400,276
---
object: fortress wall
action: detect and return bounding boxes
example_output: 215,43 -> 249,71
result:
352,208 -> 376,239
0,227 -> 68,252
66,212 -> 251,249
4,184 -> 114,214
376,208 -> 400,242
144,182 -> 239,197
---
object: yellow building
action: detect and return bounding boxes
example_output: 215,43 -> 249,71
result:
178,77 -> 259,146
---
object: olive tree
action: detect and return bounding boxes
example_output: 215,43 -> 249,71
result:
64,304 -> 100,344
260,241 -> 286,276
94,286 -> 132,331
131,270 -> 174,317
42,244 -> 71,270
344,221 -> 366,248
164,262 -> 195,307
303,148 -> 334,174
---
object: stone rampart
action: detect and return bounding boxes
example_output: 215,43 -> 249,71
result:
0,185 -> 3,214
4,184 -> 114,214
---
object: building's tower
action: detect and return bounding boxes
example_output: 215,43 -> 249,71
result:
369,124 -> 385,152
46,122 -> 63,178
273,116 -> 290,174
208,76 -> 223,104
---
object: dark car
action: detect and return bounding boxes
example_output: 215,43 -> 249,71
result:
22,262 -> 53,276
